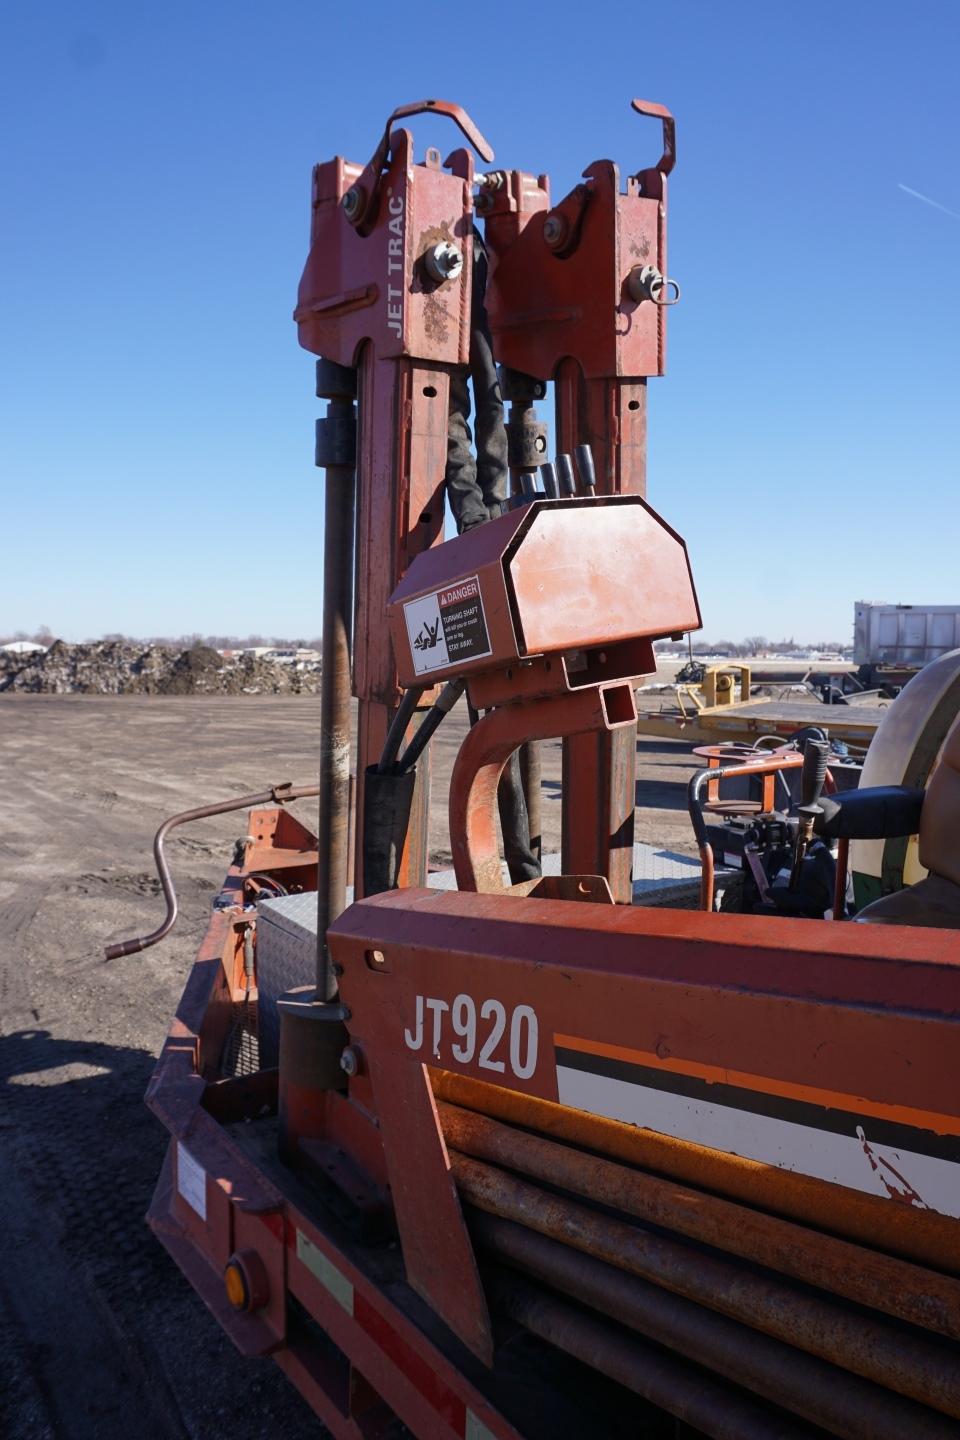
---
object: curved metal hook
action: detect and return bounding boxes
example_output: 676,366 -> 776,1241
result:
346,99 -> 494,231
630,98 -> 676,178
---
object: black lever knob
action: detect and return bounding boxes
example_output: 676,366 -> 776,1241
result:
574,444 -> 597,496
556,454 -> 577,496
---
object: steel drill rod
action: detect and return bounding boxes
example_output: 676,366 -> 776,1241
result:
448,1152 -> 960,1418
438,1100 -> 960,1341
491,1270 -> 817,1440
473,1212 -> 960,1440
316,402 -> 356,999
430,1070 -> 960,1274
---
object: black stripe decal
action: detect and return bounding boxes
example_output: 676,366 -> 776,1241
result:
555,1046 -> 960,1165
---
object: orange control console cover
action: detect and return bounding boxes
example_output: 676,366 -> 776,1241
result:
387,494 -> 701,689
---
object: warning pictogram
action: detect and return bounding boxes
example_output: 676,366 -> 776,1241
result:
403,575 -> 492,676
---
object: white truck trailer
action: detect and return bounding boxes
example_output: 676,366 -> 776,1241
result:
854,601 -> 960,690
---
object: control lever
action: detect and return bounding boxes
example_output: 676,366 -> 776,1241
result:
556,454 -> 577,496
790,738 -> 829,888
519,472 -> 538,502
539,461 -> 559,498
574,444 -> 597,496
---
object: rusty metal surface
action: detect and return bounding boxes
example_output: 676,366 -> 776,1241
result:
476,1213 -> 960,1440
330,882 -> 960,1371
315,385 -> 356,996
452,1151 -> 960,1417
297,127 -> 474,367
493,1272 -> 818,1440
433,1070 -> 960,1276
439,1100 -> 960,1340
144,844 -> 522,1437
484,106 -> 674,381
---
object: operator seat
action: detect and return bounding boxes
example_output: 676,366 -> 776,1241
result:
818,713 -> 960,929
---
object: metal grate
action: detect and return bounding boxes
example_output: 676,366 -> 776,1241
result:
220,998 -> 261,1077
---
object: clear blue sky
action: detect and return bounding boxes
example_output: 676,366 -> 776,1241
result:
2,1 -> 958,645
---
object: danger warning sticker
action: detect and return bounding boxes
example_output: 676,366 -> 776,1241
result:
403,575 -> 492,676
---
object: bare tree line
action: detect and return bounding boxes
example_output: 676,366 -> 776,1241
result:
658,634 -> 850,657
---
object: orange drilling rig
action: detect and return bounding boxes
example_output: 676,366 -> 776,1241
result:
110,100 -> 960,1439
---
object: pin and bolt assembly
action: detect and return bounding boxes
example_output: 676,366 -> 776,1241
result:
424,240 -> 464,283
627,263 -> 681,306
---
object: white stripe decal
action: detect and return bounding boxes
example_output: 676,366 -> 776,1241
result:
556,1065 -> 960,1219
296,1230 -> 354,1314
466,1412 -> 497,1440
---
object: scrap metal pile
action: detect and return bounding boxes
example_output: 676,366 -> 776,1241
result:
0,639 -> 321,694
111,100 -> 960,1439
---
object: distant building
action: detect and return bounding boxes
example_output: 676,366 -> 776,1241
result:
1,640 -> 47,655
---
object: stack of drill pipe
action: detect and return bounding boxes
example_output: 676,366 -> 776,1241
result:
432,1076 -> 960,1439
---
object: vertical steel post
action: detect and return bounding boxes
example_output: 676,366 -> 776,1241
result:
555,368 -> 647,903
314,358 -> 357,997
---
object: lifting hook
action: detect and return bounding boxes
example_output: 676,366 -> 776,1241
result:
344,98 -> 494,234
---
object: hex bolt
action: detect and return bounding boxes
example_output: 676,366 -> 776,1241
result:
424,241 -> 464,283
340,1046 -> 360,1077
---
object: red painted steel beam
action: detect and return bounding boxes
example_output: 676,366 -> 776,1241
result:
449,685 -> 638,892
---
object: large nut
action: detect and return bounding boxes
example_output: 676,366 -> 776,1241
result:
424,241 -> 464,283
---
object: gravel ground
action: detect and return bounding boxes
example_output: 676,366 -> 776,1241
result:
0,696 -> 699,1439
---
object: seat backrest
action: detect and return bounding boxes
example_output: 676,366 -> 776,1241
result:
919,713 -> 960,885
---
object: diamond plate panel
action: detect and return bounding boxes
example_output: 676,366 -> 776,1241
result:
255,892 -> 319,1066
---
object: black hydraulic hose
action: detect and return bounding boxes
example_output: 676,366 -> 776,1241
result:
103,781 -> 320,960
395,677 -> 466,773
378,685 -> 426,773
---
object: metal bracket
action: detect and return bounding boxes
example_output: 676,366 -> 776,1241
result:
345,99 -> 494,235
630,98 -> 676,179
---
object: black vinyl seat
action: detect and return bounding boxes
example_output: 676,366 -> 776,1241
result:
814,716 -> 960,930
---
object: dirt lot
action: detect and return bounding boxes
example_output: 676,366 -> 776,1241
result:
0,696 -> 699,1439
